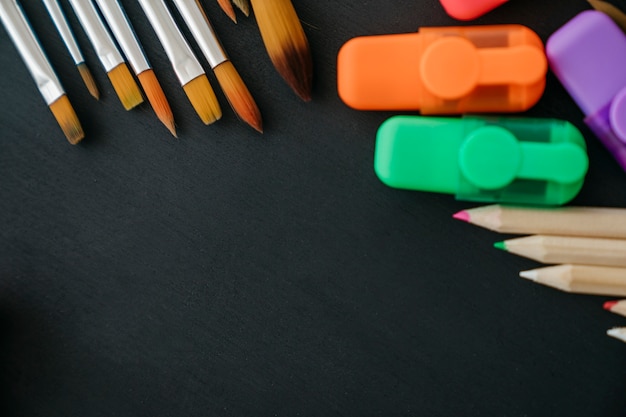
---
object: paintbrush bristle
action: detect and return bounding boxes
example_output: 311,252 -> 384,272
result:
250,0 -> 312,101
214,61 -> 262,133
233,0 -> 250,16
137,69 -> 177,137
182,75 -> 222,125
77,62 -> 100,100
49,95 -> 84,144
107,63 -> 143,110
217,0 -> 237,22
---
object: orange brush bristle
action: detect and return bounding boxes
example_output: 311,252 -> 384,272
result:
137,69 -> 176,137
213,61 -> 262,132
107,63 -> 143,110
250,0 -> 313,101
217,0 -> 237,22
182,74 -> 222,125
77,62 -> 100,99
49,95 -> 84,144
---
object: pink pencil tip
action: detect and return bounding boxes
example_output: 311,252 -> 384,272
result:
604,300 -> 619,311
453,210 -> 470,223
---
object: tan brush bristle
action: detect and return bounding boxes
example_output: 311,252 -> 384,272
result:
182,75 -> 222,125
213,61 -> 262,132
233,0 -> 250,16
49,95 -> 84,145
137,70 -> 177,137
107,63 -> 144,110
250,0 -> 312,101
77,62 -> 100,99
217,0 -> 237,22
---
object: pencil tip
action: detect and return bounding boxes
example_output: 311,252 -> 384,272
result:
493,241 -> 507,251
607,327 -> 623,339
604,300 -> 618,311
452,210 -> 470,222
519,270 -> 537,281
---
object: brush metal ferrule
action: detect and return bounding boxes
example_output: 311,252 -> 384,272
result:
93,0 -> 150,75
0,0 -> 64,104
138,0 -> 204,86
42,0 -> 84,65
67,0 -> 124,72
171,0 -> 228,69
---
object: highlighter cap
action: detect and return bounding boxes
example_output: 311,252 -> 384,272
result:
337,25 -> 546,114
547,10 -> 626,170
547,10 -> 626,116
439,0 -> 508,20
375,116 -> 588,206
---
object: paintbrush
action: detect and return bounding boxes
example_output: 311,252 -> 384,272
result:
216,0 -> 250,23
67,0 -> 142,110
42,0 -> 99,99
250,0 -> 312,101
173,0 -> 262,132
94,0 -> 176,136
138,0 -> 221,125
0,0 -> 83,144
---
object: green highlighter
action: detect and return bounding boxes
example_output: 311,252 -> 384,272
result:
375,116 -> 588,206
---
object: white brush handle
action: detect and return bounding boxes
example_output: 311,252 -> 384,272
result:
67,0 -> 124,72
0,0 -> 64,104
42,0 -> 83,65
137,0 -> 204,85
93,0 -> 150,74
171,0 -> 228,68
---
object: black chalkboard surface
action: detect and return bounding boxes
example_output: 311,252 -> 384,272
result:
1,1 -> 625,416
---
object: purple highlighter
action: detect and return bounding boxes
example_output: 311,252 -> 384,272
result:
547,10 -> 626,171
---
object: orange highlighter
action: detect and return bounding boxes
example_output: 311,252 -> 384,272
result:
440,0 -> 508,20
337,25 -> 547,114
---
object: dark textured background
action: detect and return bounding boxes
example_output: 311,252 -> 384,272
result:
1,0 -> 626,415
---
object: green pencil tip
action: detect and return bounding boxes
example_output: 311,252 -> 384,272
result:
493,241 -> 507,251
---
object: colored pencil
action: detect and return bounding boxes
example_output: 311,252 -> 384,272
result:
94,0 -> 176,136
604,299 -> 626,317
454,205 -> 626,239
42,0 -> 99,99
138,0 -> 221,125
67,0 -> 143,110
607,327 -> 626,344
172,0 -> 262,132
250,0 -> 313,101
0,0 -> 83,144
495,235 -> 626,268
519,264 -> 626,297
